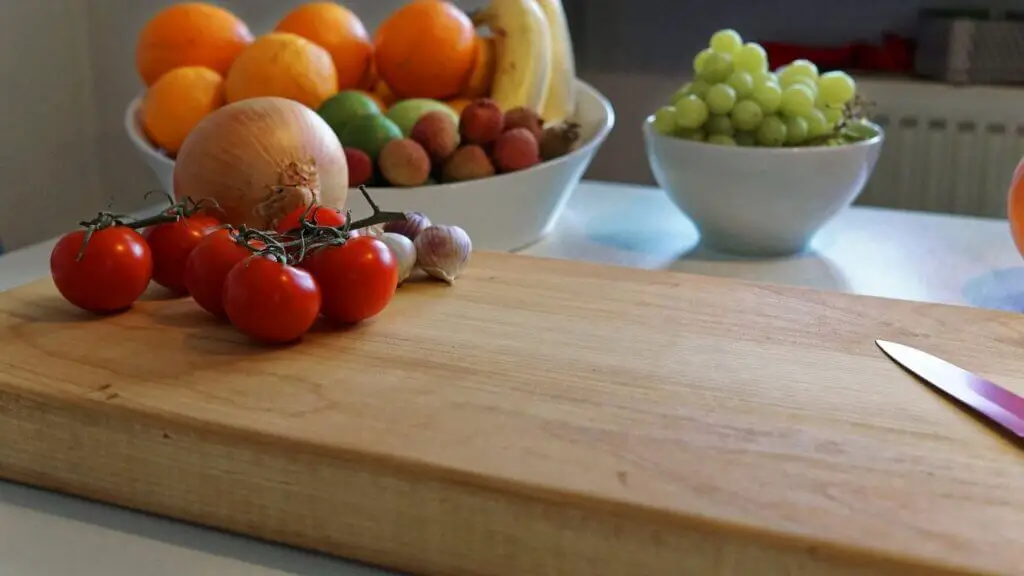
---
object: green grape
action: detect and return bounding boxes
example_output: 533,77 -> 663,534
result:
674,95 -> 709,129
784,115 -> 809,145
752,70 -> 777,86
698,52 -> 734,83
705,114 -> 734,136
653,106 -> 677,135
823,106 -> 844,126
730,99 -> 764,131
814,89 -> 826,108
683,79 -> 711,100
726,71 -> 754,98
693,48 -> 713,74
842,119 -> 878,142
786,58 -> 819,78
710,29 -> 743,55
782,75 -> 817,93
671,84 -> 690,104
805,108 -> 829,137
676,128 -> 706,141
705,83 -> 737,114
707,134 -> 737,146
735,42 -> 768,73
734,131 -> 757,146
756,115 -> 787,146
778,59 -> 819,89
818,71 -> 856,106
751,81 -> 782,114
779,85 -> 814,117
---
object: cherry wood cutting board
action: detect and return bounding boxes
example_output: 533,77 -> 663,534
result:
1,251 -> 1023,575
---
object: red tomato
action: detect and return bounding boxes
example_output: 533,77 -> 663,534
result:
222,255 -> 322,343
183,228 -> 253,318
304,236 -> 398,324
50,226 -> 153,313
143,214 -> 219,294
274,205 -> 346,234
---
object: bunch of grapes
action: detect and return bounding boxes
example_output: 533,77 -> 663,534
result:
652,29 -> 875,147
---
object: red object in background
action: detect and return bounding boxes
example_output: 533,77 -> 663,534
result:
762,42 -> 853,71
760,33 -> 915,74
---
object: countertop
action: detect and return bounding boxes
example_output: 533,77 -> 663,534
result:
1,180 -> 1022,576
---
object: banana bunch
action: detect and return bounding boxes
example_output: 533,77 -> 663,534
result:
472,0 -> 577,125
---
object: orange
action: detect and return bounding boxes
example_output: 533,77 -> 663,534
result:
275,2 -> 374,91
445,98 -> 472,116
136,3 -> 253,86
140,66 -> 225,156
1009,158 -> 1024,257
374,0 -> 477,100
225,32 -> 339,110
460,36 -> 496,98
359,58 -> 381,91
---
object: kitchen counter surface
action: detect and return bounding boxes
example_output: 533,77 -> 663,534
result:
2,180 -> 1022,576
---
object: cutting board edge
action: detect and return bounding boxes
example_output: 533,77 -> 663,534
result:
0,389 -> 974,576
0,252 -> 1001,323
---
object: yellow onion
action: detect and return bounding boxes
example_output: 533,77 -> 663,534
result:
173,97 -> 348,229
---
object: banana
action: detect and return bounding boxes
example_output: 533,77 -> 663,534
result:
533,0 -> 577,125
472,0 -> 552,114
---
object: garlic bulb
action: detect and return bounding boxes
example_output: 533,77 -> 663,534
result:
378,232 -> 417,284
414,225 -> 472,285
384,211 -> 431,241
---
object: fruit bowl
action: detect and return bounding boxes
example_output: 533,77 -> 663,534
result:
124,80 -> 614,252
644,117 -> 884,257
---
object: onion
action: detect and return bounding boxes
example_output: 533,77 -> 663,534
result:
173,97 -> 348,229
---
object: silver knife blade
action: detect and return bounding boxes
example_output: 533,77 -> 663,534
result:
876,340 -> 1024,438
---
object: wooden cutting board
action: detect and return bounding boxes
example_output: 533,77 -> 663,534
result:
0,251 -> 1022,575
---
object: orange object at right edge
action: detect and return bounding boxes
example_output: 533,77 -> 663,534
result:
1008,158 -> 1024,257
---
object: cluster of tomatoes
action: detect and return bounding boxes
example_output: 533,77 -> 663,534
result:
49,198 -> 403,344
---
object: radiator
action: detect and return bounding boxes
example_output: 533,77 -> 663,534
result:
857,77 -> 1024,218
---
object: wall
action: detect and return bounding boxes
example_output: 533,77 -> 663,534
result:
2,0 -> 1021,249
0,2 -> 101,250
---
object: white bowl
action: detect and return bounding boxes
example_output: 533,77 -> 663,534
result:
643,118 -> 884,257
125,81 -> 615,252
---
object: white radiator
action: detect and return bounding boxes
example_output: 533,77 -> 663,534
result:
857,77 -> 1024,218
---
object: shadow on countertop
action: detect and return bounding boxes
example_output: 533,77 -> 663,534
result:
963,267 -> 1024,312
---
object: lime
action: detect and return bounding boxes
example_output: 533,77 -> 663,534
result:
385,99 -> 459,137
317,91 -> 381,138
339,114 -> 402,160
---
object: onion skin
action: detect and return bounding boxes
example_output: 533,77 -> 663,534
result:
172,97 -> 348,229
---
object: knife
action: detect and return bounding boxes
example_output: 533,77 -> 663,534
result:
876,340 -> 1024,438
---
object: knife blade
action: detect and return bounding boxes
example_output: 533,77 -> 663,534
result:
876,340 -> 1024,438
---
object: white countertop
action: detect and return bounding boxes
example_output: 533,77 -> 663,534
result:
2,180 -> 1022,575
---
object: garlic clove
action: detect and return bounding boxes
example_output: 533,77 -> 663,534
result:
413,224 -> 472,285
378,232 -> 417,285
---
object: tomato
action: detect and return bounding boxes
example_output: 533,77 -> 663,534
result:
222,255 -> 322,343
274,205 -> 346,234
183,228 -> 253,318
50,226 -> 153,313
304,236 -> 398,324
143,214 -> 219,294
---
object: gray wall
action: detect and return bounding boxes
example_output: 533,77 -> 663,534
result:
2,0 -> 1020,249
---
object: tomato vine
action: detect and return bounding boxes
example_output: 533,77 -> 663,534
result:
231,186 -> 406,266
74,194 -> 216,261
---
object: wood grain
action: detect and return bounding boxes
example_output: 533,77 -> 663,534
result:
0,251 -> 1022,575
